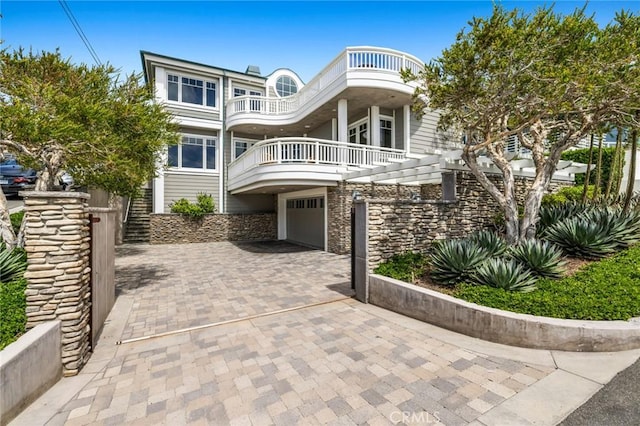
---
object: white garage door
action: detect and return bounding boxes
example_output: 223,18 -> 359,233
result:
286,197 -> 325,249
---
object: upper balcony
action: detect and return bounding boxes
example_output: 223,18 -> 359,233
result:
225,47 -> 424,132
228,137 -> 407,194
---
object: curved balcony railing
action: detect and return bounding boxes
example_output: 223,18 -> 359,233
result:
226,47 -> 424,119
228,137 -> 407,184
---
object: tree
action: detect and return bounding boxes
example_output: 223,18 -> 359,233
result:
403,5 -> 640,244
0,49 -> 178,247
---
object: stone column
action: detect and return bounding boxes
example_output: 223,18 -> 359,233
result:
21,191 -> 91,376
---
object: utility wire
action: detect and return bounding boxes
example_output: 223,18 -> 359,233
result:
58,0 -> 102,66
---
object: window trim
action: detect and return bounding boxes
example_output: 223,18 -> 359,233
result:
233,138 -> 258,160
166,71 -> 219,110
348,115 -> 394,147
168,133 -> 219,173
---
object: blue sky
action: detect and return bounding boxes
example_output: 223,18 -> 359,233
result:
1,1 -> 636,82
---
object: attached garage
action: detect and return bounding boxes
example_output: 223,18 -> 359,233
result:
285,196 -> 325,249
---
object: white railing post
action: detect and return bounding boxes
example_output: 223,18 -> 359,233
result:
315,141 -> 320,164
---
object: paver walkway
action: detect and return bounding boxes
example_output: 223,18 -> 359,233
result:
12,241 -> 640,426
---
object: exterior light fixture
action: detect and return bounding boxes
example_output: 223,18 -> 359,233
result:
410,191 -> 421,201
352,190 -> 362,201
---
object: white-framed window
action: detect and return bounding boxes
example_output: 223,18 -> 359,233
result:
348,116 -> 394,147
168,134 -> 217,170
348,119 -> 369,145
380,119 -> 393,148
167,73 -> 218,108
275,76 -> 298,97
233,86 -> 263,112
233,139 -> 256,160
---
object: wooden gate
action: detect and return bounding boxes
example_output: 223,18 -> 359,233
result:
89,208 -> 116,348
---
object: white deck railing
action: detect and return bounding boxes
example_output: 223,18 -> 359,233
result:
227,47 -> 424,118
228,137 -> 407,181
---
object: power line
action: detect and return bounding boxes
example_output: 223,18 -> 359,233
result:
58,0 -> 102,66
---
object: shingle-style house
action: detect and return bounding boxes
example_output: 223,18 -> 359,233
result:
139,47 -> 582,253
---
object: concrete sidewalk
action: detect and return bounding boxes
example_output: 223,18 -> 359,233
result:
11,242 -> 640,425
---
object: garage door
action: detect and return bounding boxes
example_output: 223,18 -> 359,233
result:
286,197 -> 325,249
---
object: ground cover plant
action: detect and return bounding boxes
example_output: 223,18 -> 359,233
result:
170,193 -> 215,219
0,244 -> 28,349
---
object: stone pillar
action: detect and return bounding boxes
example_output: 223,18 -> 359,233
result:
21,191 -> 91,376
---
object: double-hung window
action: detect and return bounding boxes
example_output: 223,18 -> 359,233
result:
167,73 -> 217,108
233,139 -> 256,160
168,135 -> 217,170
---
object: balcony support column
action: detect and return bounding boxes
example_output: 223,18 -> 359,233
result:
338,99 -> 348,143
371,106 -> 380,147
404,104 -> 411,154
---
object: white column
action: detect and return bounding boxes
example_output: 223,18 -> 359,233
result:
153,150 -> 165,213
403,104 -> 411,153
218,130 -> 225,214
371,105 -> 380,147
331,118 -> 337,141
338,99 -> 348,143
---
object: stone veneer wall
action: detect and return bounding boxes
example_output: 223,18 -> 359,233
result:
22,192 -> 91,376
364,171 -> 569,268
327,182 -> 422,255
150,213 -> 277,244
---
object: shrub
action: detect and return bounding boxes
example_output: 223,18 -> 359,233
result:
471,258 -> 538,292
469,230 -> 508,256
170,193 -> 215,219
0,278 -> 27,350
374,252 -> 426,282
561,147 -> 617,188
509,239 -> 565,279
541,185 -> 595,206
10,210 -> 24,235
429,239 -> 489,286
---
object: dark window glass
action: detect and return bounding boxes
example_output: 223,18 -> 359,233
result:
167,74 -> 179,101
168,144 -> 178,167
182,77 -> 203,105
235,142 -> 248,158
206,82 -> 216,107
182,138 -> 203,168
206,140 -> 216,169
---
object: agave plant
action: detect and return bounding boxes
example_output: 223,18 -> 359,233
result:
588,208 -> 640,249
0,245 -> 27,283
509,239 -> 565,279
429,239 -> 490,286
543,216 -> 617,259
537,202 -> 592,237
469,230 -> 508,256
472,258 -> 538,292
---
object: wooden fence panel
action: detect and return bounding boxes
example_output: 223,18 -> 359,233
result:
89,208 -> 116,347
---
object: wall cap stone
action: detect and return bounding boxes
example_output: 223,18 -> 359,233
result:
19,191 -> 91,200
87,207 -> 116,213
354,199 -> 459,206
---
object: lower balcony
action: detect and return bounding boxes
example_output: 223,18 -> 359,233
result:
227,137 -> 407,194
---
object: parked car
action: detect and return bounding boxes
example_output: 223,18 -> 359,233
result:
0,171 -> 37,196
0,157 -> 28,177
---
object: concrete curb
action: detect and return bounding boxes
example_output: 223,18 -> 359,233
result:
369,274 -> 640,352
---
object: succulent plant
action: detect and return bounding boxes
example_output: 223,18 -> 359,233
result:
429,239 -> 490,286
472,258 -> 538,292
509,239 -> 565,279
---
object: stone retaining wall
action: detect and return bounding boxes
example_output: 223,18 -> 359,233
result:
21,192 -> 91,376
150,213 -> 277,244
364,172 -> 569,268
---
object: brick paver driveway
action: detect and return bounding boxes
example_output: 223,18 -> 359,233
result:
22,241 -> 582,426
115,241 -> 352,341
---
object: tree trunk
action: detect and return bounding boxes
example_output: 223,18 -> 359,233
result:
0,189 -> 17,249
35,150 -> 64,191
582,133 -> 595,202
623,128 -> 639,213
604,128 -> 623,201
593,134 -> 604,201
